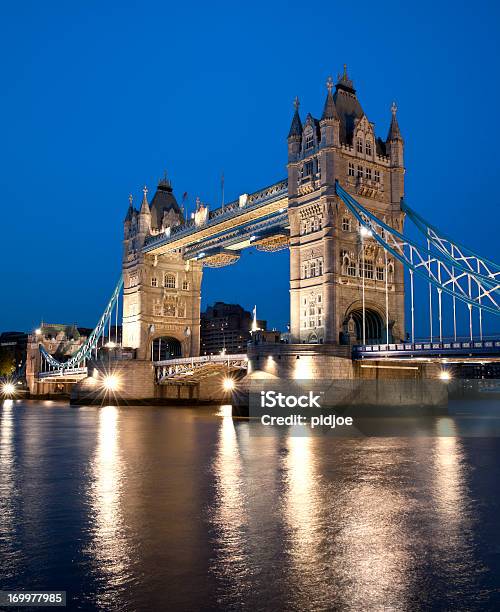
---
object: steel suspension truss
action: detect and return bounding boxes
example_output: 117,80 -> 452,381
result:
335,182 -> 500,342
39,275 -> 123,373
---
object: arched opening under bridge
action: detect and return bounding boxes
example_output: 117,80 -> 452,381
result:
151,336 -> 182,361
346,307 -> 384,345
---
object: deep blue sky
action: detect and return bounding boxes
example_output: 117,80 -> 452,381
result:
1,0 -> 499,336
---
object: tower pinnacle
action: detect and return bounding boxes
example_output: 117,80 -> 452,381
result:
140,185 -> 150,214
387,101 -> 403,141
288,96 -> 303,139
321,75 -> 339,121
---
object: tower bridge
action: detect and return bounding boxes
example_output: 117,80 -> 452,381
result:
25,66 -> 500,402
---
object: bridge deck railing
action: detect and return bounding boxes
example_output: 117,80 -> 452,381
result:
154,354 -> 247,367
353,340 -> 500,358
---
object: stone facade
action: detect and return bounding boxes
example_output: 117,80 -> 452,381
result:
287,68 -> 405,345
26,324 -> 89,395
122,179 -> 203,360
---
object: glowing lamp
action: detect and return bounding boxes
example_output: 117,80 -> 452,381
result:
102,375 -> 120,392
2,382 -> 16,396
222,377 -> 235,392
439,370 -> 451,382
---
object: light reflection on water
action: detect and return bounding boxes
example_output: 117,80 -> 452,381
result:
0,400 -> 22,579
84,405 -> 131,608
0,401 -> 500,611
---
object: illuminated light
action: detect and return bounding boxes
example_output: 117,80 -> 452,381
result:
218,404 -> 233,417
102,375 -> 120,392
2,383 -> 16,396
249,235 -> 256,242
439,370 -> 452,381
105,341 -> 116,349
220,348 -> 227,356
222,377 -> 235,392
35,328 -> 42,335
294,357 -> 313,379
360,226 -> 372,238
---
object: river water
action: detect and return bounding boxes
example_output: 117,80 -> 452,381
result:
1,400 -> 500,611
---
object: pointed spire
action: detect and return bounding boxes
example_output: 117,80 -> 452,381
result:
159,170 -> 172,191
321,75 -> 339,121
387,101 -> 403,141
124,193 -> 134,222
335,64 -> 355,92
288,96 -> 303,139
140,185 -> 150,214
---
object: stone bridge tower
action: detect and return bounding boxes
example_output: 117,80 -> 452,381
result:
287,68 -> 405,345
122,178 -> 203,360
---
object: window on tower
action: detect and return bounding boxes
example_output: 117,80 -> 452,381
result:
304,160 -> 313,176
366,167 -> 372,180
305,132 -> 314,150
361,260 -> 374,279
357,138 -> 363,153
348,162 -> 355,176
357,165 -> 363,178
151,277 -> 158,287
366,140 -> 372,155
164,273 -> 176,289
342,217 -> 351,231
374,170 -> 380,183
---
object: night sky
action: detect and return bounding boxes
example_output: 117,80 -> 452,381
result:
1,1 -> 499,337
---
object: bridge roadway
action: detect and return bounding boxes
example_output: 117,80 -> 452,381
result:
155,354 -> 248,384
142,179 -> 289,262
37,340 -> 500,385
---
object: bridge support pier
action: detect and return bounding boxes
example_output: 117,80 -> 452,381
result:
233,344 -> 447,414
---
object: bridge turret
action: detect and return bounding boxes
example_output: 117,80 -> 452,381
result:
386,102 -> 405,205
137,185 -> 151,244
287,96 -> 302,165
386,101 -> 404,167
319,76 -> 340,147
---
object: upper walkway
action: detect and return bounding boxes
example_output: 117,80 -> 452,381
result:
142,180 -> 288,259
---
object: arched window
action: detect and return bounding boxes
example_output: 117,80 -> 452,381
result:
151,336 -> 182,361
164,273 -> 176,288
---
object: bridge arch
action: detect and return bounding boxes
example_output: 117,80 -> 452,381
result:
150,335 -> 182,361
343,302 -> 385,345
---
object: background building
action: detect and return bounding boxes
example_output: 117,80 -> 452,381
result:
0,331 -> 27,377
200,302 -> 267,355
